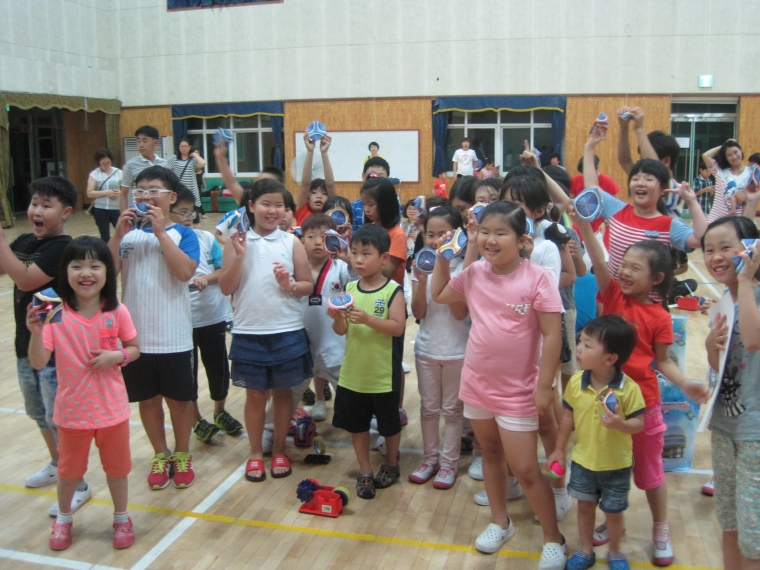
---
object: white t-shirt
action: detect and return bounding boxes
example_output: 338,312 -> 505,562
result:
529,238 -> 564,314
90,167 -> 123,210
411,257 -> 471,360
301,258 -> 350,368
120,224 -> 200,353
190,230 -> 232,328
232,228 -> 304,335
452,149 -> 478,176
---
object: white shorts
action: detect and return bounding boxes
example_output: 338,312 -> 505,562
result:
463,402 -> 538,432
313,356 -> 340,385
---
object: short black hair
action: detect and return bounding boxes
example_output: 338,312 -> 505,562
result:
309,178 -> 327,192
58,236 -> 118,312
542,165 -> 571,196
301,212 -> 336,233
576,154 -> 600,174
368,141 -> 379,150
628,158 -> 670,191
30,176 -> 78,210
351,223 -> 390,255
714,140 -> 744,171
245,178 -> 293,227
322,196 -> 353,226
135,125 -> 159,140
647,130 -> 680,167
448,175 -> 478,206
625,239 -> 674,308
262,166 -> 284,182
135,165 -> 183,193
549,152 -> 561,162
360,177 -> 399,229
283,188 -> 296,211
748,152 -> 760,166
501,175 -> 551,219
481,201 -> 527,239
581,315 -> 638,370
701,215 -> 760,250
363,156 -> 390,176
94,148 -> 114,163
173,184 -> 196,207
423,204 -> 464,233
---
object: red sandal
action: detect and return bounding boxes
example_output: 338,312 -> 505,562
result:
271,454 -> 292,479
245,458 -> 266,482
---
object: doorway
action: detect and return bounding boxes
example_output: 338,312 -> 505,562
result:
8,107 -> 67,213
670,99 -> 737,184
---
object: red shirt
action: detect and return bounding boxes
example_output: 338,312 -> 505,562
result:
387,225 -> 408,286
294,203 -> 313,226
434,179 -> 448,197
600,279 -> 672,408
570,173 -> 620,234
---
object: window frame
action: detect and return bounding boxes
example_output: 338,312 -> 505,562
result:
187,116 -> 274,177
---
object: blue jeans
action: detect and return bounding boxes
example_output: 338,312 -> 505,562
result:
17,357 -> 58,434
568,461 -> 631,514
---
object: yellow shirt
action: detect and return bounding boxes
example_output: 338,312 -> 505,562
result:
563,370 -> 646,472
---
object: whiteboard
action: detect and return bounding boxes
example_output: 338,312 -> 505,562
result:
294,130 -> 419,182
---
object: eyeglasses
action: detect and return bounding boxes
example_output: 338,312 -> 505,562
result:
133,188 -> 172,198
170,210 -> 194,220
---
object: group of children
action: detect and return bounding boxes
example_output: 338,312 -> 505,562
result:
5,112 -> 759,570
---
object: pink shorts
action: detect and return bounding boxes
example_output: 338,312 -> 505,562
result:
463,402 -> 538,432
631,403 -> 666,491
58,420 -> 132,480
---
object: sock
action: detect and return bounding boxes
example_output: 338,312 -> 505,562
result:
56,512 -> 72,524
608,552 -> 627,561
114,511 -> 129,524
653,521 -> 669,543
553,487 -> 569,501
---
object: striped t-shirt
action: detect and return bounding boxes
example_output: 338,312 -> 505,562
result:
121,154 -> 169,208
166,155 -> 201,207
119,224 -> 200,353
707,164 -> 751,224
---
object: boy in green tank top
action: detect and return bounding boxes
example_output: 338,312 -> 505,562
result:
329,224 -> 407,499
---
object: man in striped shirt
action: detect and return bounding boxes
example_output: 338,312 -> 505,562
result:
120,125 -> 169,212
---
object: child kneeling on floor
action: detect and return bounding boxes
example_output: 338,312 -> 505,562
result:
329,224 -> 406,499
548,315 -> 645,570
28,237 -> 140,551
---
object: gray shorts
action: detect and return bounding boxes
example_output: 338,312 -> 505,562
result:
313,355 -> 340,385
17,357 -> 58,432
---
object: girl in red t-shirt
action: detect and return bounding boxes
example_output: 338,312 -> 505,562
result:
571,208 -> 709,567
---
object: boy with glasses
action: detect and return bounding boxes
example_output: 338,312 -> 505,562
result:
109,167 -> 201,490
120,125 -> 169,212
170,188 -> 242,442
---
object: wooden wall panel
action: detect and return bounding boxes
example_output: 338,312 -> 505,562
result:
119,106 -> 173,141
283,98 -> 433,204
565,96 -> 671,200
64,111 -> 107,210
738,96 -> 760,158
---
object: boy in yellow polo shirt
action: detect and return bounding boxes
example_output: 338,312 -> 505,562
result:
549,315 -> 645,570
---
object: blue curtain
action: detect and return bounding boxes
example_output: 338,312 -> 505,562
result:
172,119 -> 188,153
551,110 -> 565,159
270,115 -> 283,170
432,111 -> 449,176
433,96 -> 565,114
172,101 -> 283,119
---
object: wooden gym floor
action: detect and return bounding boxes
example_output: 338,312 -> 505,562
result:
0,211 -> 724,570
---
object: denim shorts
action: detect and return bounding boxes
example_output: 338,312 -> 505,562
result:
17,357 -> 58,432
568,461 -> 631,514
230,330 -> 313,392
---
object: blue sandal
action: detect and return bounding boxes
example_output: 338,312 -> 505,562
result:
566,550 -> 596,569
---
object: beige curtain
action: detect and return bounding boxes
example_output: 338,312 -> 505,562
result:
0,92 -> 121,228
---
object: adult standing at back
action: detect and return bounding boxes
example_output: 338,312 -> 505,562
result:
120,125 -> 168,212
86,149 -> 122,241
167,139 -> 207,223
703,139 -> 754,223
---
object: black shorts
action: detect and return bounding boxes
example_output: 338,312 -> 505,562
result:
332,385 -> 401,437
122,351 -> 196,403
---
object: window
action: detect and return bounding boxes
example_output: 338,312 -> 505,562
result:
445,110 -> 554,175
187,116 -> 275,176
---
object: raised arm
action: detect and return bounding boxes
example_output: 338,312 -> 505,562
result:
702,144 -> 723,171
584,132 -> 605,190
297,133 -> 316,208
617,107 -> 635,176
320,135 -> 336,196
518,143 -> 571,212
629,108 -> 658,162
569,208 -> 611,294
214,142 -> 246,206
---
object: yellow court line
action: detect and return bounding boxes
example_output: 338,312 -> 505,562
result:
0,484 -> 718,570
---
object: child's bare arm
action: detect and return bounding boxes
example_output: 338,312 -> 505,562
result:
655,342 -> 709,403
430,257 -> 466,305
219,235 -> 245,296
629,108 -> 658,162
346,288 -> 406,337
298,133 -> 316,209
321,136 -> 336,196
547,406 -> 574,467
0,228 -> 61,291
601,409 -> 644,434
617,107 -> 635,176
410,271 -> 428,321
26,304 -> 52,370
214,142 -> 246,205
558,245 -> 576,287
535,311 -> 562,414
583,133 -> 604,190
568,208 -> 611,294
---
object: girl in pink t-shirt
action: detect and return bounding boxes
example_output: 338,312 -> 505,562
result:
431,201 -> 567,567
28,236 -> 140,552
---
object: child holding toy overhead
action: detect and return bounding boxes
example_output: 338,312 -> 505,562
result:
219,178 -> 313,483
432,201 -> 567,568
548,315 -> 644,570
329,224 -> 406,500
294,132 -> 336,225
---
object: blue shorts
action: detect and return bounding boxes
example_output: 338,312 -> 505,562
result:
230,330 -> 313,392
568,461 -> 631,514
17,357 -> 58,432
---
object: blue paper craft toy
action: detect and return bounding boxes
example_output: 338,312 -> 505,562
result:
469,203 -> 487,224
306,121 -> 327,141
599,390 -> 618,414
438,227 -> 467,260
415,247 -> 437,273
573,187 -> 604,222
526,218 -> 535,238
618,112 -> 631,120
750,164 -> 760,186
134,202 -> 151,229
412,195 -> 427,220
589,113 -> 609,135
234,207 -> 250,234
212,127 -> 234,146
327,292 -> 355,311
324,229 -> 348,253
732,238 -> 759,274
33,287 -> 63,324
326,207 -> 350,229
292,226 -> 302,238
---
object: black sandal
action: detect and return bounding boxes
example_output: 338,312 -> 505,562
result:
356,473 -> 376,499
374,464 -> 400,489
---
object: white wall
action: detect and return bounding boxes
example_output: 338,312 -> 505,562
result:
3,0 -> 760,106
0,0 -> 118,100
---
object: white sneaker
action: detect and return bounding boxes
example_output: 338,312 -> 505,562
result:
653,538 -> 674,566
474,477 -> 523,507
402,361 -> 411,374
311,401 -> 327,422
468,455 -> 483,481
48,482 -> 92,517
26,463 -> 58,488
474,489 -> 490,506
262,428 -> 274,454
475,520 -> 514,554
538,539 -> 567,570
534,491 -> 573,523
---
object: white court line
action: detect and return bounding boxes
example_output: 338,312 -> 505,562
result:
688,259 -> 722,299
129,462 -> 245,570
0,548 -> 123,570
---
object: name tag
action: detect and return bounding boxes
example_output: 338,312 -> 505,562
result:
308,296 -> 322,306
